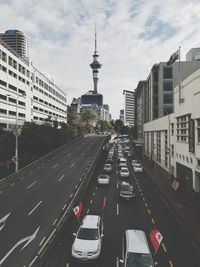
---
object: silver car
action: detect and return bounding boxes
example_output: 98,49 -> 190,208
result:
97,174 -> 110,185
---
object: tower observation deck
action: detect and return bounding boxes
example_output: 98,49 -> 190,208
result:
90,27 -> 102,93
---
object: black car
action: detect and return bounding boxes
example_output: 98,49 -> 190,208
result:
119,182 -> 135,200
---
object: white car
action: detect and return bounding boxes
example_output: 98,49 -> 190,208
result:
103,163 -> 112,172
120,167 -> 130,178
133,163 -> 143,172
97,174 -> 110,185
72,215 -> 104,261
131,159 -> 138,167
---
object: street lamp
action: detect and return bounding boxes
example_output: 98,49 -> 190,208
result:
7,92 -> 26,173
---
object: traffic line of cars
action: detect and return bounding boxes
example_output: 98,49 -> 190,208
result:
71,143 -> 157,266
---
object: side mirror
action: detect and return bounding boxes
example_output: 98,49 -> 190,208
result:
119,259 -> 124,263
73,233 -> 77,237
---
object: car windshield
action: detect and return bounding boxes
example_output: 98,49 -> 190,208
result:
121,169 -> 128,173
126,252 -> 154,267
99,175 -> 108,179
77,228 -> 99,240
121,185 -> 132,191
105,164 -> 111,168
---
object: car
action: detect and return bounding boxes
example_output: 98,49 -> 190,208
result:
133,163 -> 143,172
119,229 -> 156,266
103,163 -> 112,172
106,158 -> 113,164
97,174 -> 110,185
119,167 -> 129,178
119,182 -> 135,200
72,215 -> 104,261
131,159 -> 138,167
127,152 -> 132,157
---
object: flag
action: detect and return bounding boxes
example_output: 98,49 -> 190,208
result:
149,227 -> 163,253
73,202 -> 83,221
167,49 -> 179,65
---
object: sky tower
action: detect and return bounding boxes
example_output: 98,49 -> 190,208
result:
90,26 -> 102,93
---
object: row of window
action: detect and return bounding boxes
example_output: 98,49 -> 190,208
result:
0,79 -> 26,95
33,86 -> 66,107
33,96 -> 66,113
176,153 -> 193,164
0,64 -> 29,84
33,106 -> 66,119
0,108 -> 25,117
0,94 -> 26,106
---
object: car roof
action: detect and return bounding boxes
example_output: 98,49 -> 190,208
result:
82,215 -> 100,229
126,230 -> 150,254
121,167 -> 128,170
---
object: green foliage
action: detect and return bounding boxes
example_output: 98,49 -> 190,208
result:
80,108 -> 96,133
114,119 -> 124,133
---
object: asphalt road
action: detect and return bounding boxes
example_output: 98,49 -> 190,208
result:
42,143 -> 200,267
0,136 -> 105,267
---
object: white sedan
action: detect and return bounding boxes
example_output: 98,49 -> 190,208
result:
97,174 -> 110,185
103,163 -> 112,172
133,163 -> 143,172
119,167 -> 130,178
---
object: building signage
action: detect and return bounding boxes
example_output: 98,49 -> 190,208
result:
189,119 -> 195,153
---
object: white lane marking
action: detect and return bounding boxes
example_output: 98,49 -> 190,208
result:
10,183 -> 15,187
116,257 -> 119,267
29,171 -> 33,174
116,182 -> 118,189
67,153 -> 71,157
53,164 -> 58,169
20,176 -> 24,180
0,213 -> 11,231
28,201 -> 42,216
0,226 -> 40,265
58,175 -> 65,182
117,203 -> 119,215
70,163 -> 75,168
27,181 -> 37,190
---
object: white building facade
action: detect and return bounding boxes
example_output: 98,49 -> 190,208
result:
123,90 -> 135,127
144,68 -> 200,194
0,42 -> 67,129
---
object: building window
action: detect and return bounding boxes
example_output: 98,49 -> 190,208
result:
9,84 -> 17,91
0,94 -> 7,100
0,108 -> 7,114
18,113 -> 25,118
163,94 -> 173,104
197,159 -> 200,166
0,80 -> 7,87
18,101 -> 25,106
196,119 -> 200,143
171,123 -> 174,135
1,66 -> 7,72
18,89 -> 25,95
9,97 -> 17,104
2,51 -> 7,62
163,66 -> 172,79
163,81 -> 173,91
176,114 -> 191,142
9,110 -> 16,116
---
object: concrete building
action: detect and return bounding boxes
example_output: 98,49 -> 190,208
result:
0,37 -> 67,130
144,68 -> 200,194
186,48 -> 200,61
123,90 -> 135,127
0,30 -> 28,58
119,109 -> 124,123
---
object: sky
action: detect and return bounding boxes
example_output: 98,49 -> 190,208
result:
1,0 -> 200,119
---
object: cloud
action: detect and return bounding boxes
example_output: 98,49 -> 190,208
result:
1,0 -> 200,119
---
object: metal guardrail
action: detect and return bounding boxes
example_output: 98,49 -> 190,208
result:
27,136 -> 109,267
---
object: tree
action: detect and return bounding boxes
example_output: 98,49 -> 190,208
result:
80,108 -> 96,133
114,119 -> 124,133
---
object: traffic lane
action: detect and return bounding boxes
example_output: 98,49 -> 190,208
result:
135,170 -> 200,267
0,139 -> 105,265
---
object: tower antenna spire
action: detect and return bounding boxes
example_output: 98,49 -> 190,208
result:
95,23 -> 97,53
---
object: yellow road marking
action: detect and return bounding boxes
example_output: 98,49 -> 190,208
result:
90,199 -> 93,204
147,209 -> 151,214
70,193 -> 73,198
141,193 -> 143,196
53,218 -> 58,225
75,185 -> 78,189
145,203 -> 148,207
151,217 -> 155,224
93,192 -> 96,196
62,204 -> 67,210
66,263 -> 69,267
162,243 -> 167,252
143,197 -> 146,202
39,236 -> 46,247
169,260 -> 174,267
87,209 -> 90,214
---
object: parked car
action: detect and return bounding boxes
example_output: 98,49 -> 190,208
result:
119,182 -> 135,200
72,215 -> 104,261
119,167 -> 130,178
119,230 -> 157,266
133,163 -> 143,172
97,174 -> 110,185
103,163 -> 112,172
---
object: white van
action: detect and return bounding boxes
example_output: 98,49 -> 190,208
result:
120,229 -> 156,266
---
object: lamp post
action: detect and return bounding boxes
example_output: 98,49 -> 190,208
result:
7,92 -> 26,173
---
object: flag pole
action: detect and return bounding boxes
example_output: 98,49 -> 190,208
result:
178,46 -> 181,104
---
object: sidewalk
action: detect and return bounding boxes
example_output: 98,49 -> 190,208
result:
140,158 -> 200,253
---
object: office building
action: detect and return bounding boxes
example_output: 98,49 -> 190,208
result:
144,68 -> 200,194
123,90 -> 135,127
0,30 -> 28,58
119,109 -> 124,123
0,34 -> 67,130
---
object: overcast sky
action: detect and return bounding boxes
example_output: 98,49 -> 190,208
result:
1,0 -> 200,119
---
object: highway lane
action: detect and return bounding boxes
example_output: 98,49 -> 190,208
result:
0,136 -> 105,267
42,143 -> 200,267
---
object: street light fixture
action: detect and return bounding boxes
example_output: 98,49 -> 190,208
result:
7,92 -> 26,173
